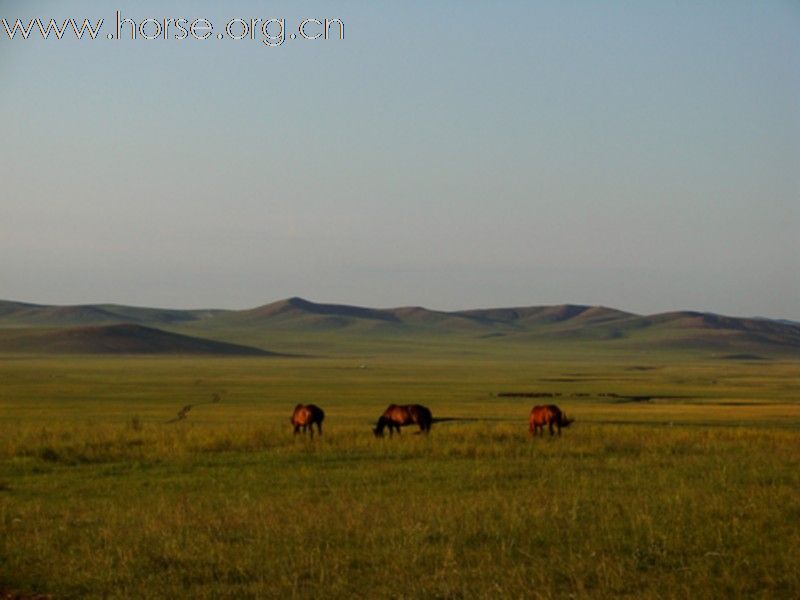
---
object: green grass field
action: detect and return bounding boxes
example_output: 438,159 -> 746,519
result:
1,351 -> 799,598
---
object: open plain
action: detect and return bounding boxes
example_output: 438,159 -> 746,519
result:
1,329 -> 799,598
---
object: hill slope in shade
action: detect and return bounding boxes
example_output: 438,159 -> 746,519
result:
0,300 -> 228,328
0,324 -> 274,355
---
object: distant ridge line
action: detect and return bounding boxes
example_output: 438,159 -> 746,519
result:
1,296 -> 796,325
0,297 -> 798,355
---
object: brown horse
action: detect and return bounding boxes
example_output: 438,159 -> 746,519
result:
529,404 -> 574,436
373,404 -> 432,437
290,403 -> 325,438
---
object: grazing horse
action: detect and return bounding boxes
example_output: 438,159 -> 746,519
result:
290,403 -> 325,438
529,404 -> 573,436
373,404 -> 432,437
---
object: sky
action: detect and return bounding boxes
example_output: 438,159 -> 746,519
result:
1,0 -> 798,318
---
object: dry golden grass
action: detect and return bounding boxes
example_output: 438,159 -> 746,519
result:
1,354 -> 799,598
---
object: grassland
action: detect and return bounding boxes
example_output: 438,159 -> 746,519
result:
1,351 -> 799,598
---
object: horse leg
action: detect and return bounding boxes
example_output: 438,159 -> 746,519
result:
294,425 -> 300,435
309,423 -> 314,439
549,422 -> 555,436
317,422 -> 323,436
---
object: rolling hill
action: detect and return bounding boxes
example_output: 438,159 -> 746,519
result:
0,324 -> 273,356
0,297 -> 798,356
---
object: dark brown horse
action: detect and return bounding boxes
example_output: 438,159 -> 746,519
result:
529,404 -> 573,436
373,404 -> 432,437
290,403 -> 325,438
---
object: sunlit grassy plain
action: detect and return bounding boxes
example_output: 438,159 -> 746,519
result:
1,341 -> 799,598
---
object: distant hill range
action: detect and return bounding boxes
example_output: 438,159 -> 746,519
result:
0,297 -> 798,356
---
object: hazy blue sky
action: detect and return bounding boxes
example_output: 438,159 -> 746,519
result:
1,1 -> 798,318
